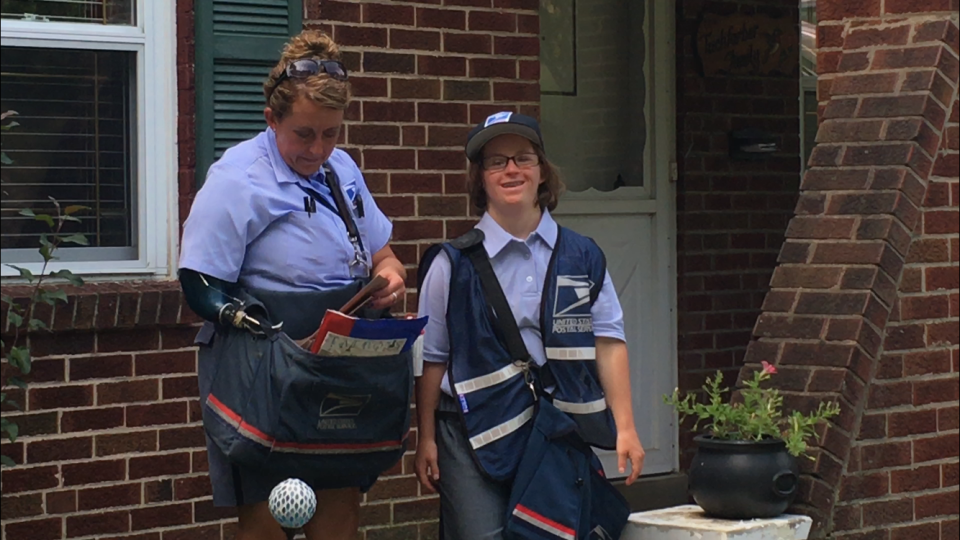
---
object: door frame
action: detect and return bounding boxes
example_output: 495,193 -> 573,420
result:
550,0 -> 678,476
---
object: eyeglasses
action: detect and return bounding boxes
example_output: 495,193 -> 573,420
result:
482,153 -> 540,172
268,58 -> 348,100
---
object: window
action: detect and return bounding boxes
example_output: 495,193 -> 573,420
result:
800,0 -> 818,170
0,0 -> 176,276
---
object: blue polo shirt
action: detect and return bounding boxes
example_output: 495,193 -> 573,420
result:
417,210 -> 625,396
179,128 -> 392,291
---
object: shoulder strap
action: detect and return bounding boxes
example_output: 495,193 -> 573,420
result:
322,162 -> 365,252
463,243 -> 530,363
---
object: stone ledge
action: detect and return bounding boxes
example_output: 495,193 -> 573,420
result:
623,505 -> 812,540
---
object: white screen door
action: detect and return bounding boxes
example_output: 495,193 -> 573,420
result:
540,0 -> 677,477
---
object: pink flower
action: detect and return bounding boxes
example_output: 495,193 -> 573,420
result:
761,361 -> 777,374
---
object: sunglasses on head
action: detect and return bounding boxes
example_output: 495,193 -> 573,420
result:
268,58 -> 348,100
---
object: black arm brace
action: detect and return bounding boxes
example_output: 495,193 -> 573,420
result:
178,268 -> 237,324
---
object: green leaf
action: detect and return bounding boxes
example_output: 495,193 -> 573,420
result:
39,289 -> 68,305
60,233 -> 89,246
28,318 -> 49,332
3,420 -> 19,443
1,455 -> 14,467
0,152 -> 11,165
8,311 -> 23,328
1,293 -> 13,305
64,205 -> 90,215
9,348 -> 31,374
62,215 -> 82,223
4,264 -> 34,281
33,213 -> 55,228
8,377 -> 28,390
49,269 -> 84,287
18,208 -> 35,217
1,120 -> 20,130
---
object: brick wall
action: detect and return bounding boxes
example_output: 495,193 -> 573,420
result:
0,0 -> 539,538
674,0 -> 802,468
742,2 -> 959,538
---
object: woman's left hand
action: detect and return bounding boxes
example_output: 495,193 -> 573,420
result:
617,428 -> 645,485
370,265 -> 406,310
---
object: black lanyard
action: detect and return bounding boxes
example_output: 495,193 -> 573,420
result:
296,163 -> 368,274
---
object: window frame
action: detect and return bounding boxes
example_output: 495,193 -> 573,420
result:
0,0 -> 177,278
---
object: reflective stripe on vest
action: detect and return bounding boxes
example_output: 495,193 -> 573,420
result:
553,397 -> 607,415
454,362 -> 524,395
469,405 -> 535,449
544,346 -> 595,361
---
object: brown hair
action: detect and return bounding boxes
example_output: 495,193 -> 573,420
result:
466,144 -> 565,212
263,30 -> 351,119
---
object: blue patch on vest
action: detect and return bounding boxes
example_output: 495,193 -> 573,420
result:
458,394 -> 470,413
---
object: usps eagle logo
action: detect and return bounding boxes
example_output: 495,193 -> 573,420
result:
552,275 -> 594,334
319,393 -> 370,418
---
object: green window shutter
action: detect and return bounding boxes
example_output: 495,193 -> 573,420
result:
195,0 -> 302,185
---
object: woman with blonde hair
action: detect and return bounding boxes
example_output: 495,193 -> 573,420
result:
179,30 -> 407,539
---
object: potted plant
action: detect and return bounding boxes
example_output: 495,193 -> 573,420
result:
664,361 -> 841,519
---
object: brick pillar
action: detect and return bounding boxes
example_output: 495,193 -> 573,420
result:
743,3 -> 959,538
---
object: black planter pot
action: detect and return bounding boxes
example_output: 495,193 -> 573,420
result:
688,435 -> 799,519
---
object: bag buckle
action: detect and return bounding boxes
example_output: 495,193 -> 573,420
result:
514,360 -> 538,401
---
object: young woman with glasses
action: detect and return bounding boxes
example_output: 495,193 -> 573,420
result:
178,30 -> 406,539
414,112 -> 646,539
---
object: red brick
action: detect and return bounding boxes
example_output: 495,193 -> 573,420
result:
46,490 -> 77,514
126,402 -> 188,427
134,350 -> 195,375
891,522 -> 940,540
3,518 -> 63,540
862,497 -> 913,526
96,431 -> 158,456
78,483 -> 141,511
364,149 -> 416,170
131,502 -> 193,530
443,80 -> 491,101
889,409 -> 938,437
392,173 -> 443,194
903,349 -> 953,376
334,25 -> 387,47
349,124 -> 401,146
392,220 -> 444,242
494,35 -> 537,56
26,436 -> 92,463
0,492 -> 43,520
159,426 -> 205,450
872,46 -> 943,70
444,32 -> 491,54
418,150 -> 467,171
129,452 -> 192,480
363,52 -> 416,74
468,10 -> 515,32
69,355 -> 133,380
402,125 -> 426,147
390,28 -> 441,51
28,384 -> 93,410
393,497 -> 440,524
66,510 -> 130,537
860,441 -> 913,470
416,7 -> 465,30
885,0 -> 955,14
470,58 -> 516,79
0,464 -> 58,493
391,78 -> 441,100
320,1 -> 360,22
418,55 -> 467,76
99,328 -> 159,353
162,376 -> 199,400
844,25 -> 911,49
493,81 -> 538,102
839,472 -> 889,501
915,490 -> 959,519
174,476 -> 213,500
819,0 -> 881,20
363,2 -> 414,25
925,210 -> 960,234
62,458 -> 126,486
418,102 -> 468,124
97,379 -> 159,405
61,407 -> 125,432
915,433 -> 960,463
891,465 -> 940,493
144,479 -> 174,504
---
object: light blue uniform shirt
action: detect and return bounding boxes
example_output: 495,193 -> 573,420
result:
417,210 -> 626,396
179,128 -> 392,291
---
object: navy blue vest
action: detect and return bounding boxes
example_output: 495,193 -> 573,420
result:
420,224 -> 618,481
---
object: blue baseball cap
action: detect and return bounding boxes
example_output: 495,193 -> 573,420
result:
465,111 -> 544,161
